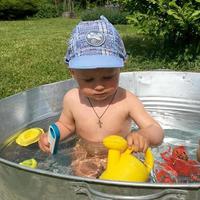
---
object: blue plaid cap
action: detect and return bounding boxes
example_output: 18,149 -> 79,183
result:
65,16 -> 127,69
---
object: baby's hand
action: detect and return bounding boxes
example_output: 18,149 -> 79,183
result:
126,132 -> 149,153
38,133 -> 50,153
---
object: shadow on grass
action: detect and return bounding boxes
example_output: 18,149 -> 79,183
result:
122,35 -> 200,71
123,35 -> 200,64
123,35 -> 160,59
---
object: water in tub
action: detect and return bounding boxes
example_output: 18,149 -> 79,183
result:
0,112 -> 200,183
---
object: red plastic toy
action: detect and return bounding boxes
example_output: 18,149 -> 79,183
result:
155,145 -> 200,183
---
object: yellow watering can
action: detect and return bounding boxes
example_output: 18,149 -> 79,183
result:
99,135 -> 154,182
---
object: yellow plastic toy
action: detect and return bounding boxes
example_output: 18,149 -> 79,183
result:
16,128 -> 44,146
19,158 -> 38,169
99,135 -> 154,182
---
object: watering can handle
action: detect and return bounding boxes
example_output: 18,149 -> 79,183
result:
71,182 -> 188,200
125,147 -> 154,173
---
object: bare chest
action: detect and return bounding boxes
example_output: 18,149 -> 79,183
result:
72,104 -> 132,141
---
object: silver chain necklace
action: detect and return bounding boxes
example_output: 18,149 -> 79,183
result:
87,90 -> 117,128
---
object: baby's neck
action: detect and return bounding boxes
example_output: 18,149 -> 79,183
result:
85,90 -> 118,107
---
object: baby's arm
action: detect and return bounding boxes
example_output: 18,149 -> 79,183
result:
38,92 -> 75,153
126,91 -> 164,152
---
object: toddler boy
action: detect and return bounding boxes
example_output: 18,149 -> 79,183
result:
39,16 -> 164,178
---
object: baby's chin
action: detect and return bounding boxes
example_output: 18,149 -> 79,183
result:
90,92 -> 115,101
90,95 -> 109,101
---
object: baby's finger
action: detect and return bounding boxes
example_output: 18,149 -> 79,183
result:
142,136 -> 150,152
40,133 -> 49,143
38,134 -> 50,153
38,140 -> 46,151
39,142 -> 50,153
142,141 -> 149,153
126,134 -> 134,147
127,134 -> 140,151
133,139 -> 141,152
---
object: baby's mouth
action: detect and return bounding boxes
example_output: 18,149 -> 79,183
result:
91,93 -> 109,101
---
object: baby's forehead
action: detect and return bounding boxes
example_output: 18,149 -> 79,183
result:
73,68 -> 119,75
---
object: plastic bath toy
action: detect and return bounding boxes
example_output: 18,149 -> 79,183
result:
48,123 -> 60,154
16,128 -> 44,146
155,145 -> 200,183
19,158 -> 38,168
99,135 -> 154,182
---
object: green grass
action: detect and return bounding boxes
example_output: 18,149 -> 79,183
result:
0,17 -> 200,99
0,18 -> 78,99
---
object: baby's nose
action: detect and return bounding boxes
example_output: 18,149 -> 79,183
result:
94,83 -> 104,91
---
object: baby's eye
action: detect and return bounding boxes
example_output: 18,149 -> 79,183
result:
103,76 -> 113,80
84,78 -> 94,82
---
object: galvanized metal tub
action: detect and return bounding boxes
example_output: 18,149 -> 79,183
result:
0,71 -> 200,200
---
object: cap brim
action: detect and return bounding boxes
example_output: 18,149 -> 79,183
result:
67,55 -> 124,69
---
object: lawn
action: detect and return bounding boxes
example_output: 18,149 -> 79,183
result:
0,17 -> 200,99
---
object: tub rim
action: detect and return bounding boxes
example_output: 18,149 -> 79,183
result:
1,70 -> 200,188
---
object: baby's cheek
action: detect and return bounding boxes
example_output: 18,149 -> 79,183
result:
80,88 -> 92,96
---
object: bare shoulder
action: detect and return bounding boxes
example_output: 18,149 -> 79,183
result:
118,87 -> 140,101
63,88 -> 79,104
119,88 -> 145,113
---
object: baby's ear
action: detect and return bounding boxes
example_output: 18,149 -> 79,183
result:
69,69 -> 75,77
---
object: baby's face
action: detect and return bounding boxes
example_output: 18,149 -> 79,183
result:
70,68 -> 120,101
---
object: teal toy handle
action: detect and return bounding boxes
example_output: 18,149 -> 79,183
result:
48,123 -> 60,154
